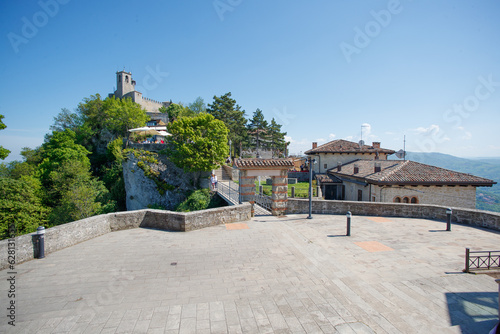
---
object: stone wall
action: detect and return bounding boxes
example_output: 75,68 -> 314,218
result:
0,204 -> 251,271
122,153 -> 210,211
288,172 -> 310,182
286,198 -> 500,231
379,185 -> 477,209
313,153 -> 390,174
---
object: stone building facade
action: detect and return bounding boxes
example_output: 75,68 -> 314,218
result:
110,71 -> 170,123
305,140 -> 395,174
305,139 -> 496,209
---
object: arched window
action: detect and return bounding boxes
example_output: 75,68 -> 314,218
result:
125,75 -> 129,83
403,197 -> 409,203
411,197 -> 418,204
394,197 -> 401,203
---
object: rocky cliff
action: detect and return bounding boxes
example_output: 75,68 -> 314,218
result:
122,151 -> 210,211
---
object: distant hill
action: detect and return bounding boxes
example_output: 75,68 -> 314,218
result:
390,152 -> 500,212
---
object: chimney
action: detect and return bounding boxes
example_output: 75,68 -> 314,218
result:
372,142 -> 381,149
312,142 -> 317,149
353,164 -> 359,174
337,162 -> 342,172
374,162 -> 381,173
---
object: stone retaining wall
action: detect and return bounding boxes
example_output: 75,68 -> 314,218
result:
0,203 -> 251,270
288,172 -> 310,182
286,198 -> 500,231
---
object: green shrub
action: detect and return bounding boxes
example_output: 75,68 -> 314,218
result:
175,188 -> 227,212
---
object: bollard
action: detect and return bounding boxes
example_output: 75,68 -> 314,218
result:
36,226 -> 45,259
346,211 -> 352,236
446,208 -> 452,231
316,186 -> 320,198
259,185 -> 263,195
291,186 -> 295,198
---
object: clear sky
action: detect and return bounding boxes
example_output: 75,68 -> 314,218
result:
1,0 -> 500,162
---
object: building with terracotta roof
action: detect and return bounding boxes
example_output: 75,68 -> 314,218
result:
304,139 -> 395,174
305,139 -> 496,208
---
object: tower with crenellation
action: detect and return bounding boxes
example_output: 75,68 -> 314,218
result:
110,71 -> 170,124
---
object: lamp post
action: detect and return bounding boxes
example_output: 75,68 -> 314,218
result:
307,157 -> 316,219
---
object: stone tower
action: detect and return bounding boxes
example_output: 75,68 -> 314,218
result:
115,71 -> 136,98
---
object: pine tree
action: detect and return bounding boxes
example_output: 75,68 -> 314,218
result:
207,92 -> 247,158
247,109 -> 269,157
269,118 -> 288,158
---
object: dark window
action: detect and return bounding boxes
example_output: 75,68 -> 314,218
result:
403,197 -> 409,203
394,197 -> 401,203
411,197 -> 418,204
357,189 -> 363,201
125,75 -> 129,83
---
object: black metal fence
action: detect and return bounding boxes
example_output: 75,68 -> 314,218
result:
464,248 -> 500,273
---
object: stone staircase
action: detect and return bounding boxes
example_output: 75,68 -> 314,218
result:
213,166 -> 232,181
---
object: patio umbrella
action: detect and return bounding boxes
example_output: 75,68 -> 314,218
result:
157,130 -> 172,136
128,127 -> 161,136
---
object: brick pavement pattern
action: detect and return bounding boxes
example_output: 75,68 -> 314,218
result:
1,214 -> 499,333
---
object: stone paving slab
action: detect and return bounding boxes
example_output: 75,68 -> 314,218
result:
1,213 -> 499,333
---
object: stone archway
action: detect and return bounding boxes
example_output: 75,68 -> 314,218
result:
234,159 -> 294,216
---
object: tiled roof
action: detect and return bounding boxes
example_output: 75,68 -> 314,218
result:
315,173 -> 342,184
328,160 -> 496,186
305,139 -> 395,155
234,158 -> 295,169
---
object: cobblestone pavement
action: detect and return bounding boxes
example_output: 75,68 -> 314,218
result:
1,214 -> 499,333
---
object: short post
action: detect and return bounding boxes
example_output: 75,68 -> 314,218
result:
36,226 -> 45,259
259,185 -> 263,195
346,211 -> 352,236
446,208 -> 452,231
291,186 -> 295,198
316,186 -> 320,198
496,279 -> 500,319
465,247 -> 470,273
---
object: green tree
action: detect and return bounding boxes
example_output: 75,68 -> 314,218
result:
247,108 -> 269,155
49,108 -> 83,133
269,118 -> 288,158
207,92 -> 247,158
188,97 -> 207,114
37,130 -> 91,190
101,96 -> 149,137
0,176 -> 49,240
167,113 -> 229,172
0,114 -> 11,160
165,103 -> 195,121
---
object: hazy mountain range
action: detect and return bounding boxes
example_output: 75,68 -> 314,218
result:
392,152 -> 500,212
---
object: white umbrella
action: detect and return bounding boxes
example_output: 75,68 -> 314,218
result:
157,130 -> 172,136
128,127 -> 160,135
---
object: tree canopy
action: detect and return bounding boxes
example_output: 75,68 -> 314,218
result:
247,108 -> 270,155
207,92 -> 247,157
167,113 -> 229,172
0,114 -> 11,160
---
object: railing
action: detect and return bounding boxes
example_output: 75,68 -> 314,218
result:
217,181 -> 240,205
255,193 -> 272,211
464,248 -> 500,273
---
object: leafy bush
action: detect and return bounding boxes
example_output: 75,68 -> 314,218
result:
175,188 -> 227,212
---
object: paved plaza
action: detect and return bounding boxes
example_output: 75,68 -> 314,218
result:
1,213 -> 499,333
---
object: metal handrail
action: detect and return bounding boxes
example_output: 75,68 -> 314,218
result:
217,181 -> 240,205
464,248 -> 500,273
255,193 -> 272,211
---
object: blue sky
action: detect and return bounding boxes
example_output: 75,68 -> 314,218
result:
1,0 -> 500,162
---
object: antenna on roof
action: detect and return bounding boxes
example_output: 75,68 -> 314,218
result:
395,135 -> 407,160
358,140 -> 365,149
